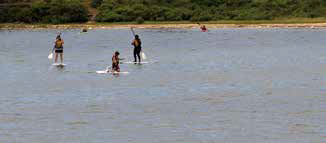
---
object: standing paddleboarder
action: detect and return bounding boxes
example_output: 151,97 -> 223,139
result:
131,35 -> 142,63
54,34 -> 64,63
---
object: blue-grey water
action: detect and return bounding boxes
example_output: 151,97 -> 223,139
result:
0,28 -> 325,143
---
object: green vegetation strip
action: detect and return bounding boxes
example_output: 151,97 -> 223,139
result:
2,0 -> 326,24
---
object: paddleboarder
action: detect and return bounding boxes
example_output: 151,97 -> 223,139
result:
54,34 -> 64,63
200,25 -> 207,32
131,35 -> 142,63
111,51 -> 121,72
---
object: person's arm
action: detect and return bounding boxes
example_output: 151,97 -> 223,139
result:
52,40 -> 57,52
131,40 -> 135,45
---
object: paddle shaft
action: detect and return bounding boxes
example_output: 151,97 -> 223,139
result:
131,27 -> 136,36
48,46 -> 54,59
51,45 -> 55,53
131,27 -> 143,53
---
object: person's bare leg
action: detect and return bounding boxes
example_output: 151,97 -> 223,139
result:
54,53 -> 58,63
60,53 -> 63,63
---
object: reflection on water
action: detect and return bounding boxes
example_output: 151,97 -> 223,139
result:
0,28 -> 325,143
53,65 -> 65,71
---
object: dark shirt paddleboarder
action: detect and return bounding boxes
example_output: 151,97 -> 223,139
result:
131,35 -> 142,63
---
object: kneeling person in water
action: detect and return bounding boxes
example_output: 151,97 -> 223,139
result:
111,51 -> 120,72
131,35 -> 142,63
200,25 -> 207,31
54,35 -> 64,63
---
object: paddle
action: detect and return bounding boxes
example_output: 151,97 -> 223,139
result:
130,27 -> 147,60
49,33 -> 62,60
48,52 -> 53,59
131,27 -> 136,36
48,46 -> 54,59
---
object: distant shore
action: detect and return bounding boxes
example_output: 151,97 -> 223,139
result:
2,19 -> 326,29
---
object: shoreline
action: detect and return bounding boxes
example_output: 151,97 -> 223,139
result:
2,22 -> 326,30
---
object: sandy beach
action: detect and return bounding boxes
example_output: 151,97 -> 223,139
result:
2,23 -> 326,29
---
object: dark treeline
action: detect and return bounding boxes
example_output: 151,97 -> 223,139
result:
1,0 -> 326,23
95,0 -> 326,22
0,0 -> 88,23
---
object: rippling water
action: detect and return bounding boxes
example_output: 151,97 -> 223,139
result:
0,28 -> 325,143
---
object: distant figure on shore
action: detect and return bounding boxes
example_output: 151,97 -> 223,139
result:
131,35 -> 142,63
54,34 -> 64,63
111,51 -> 120,72
82,28 -> 87,32
200,25 -> 207,32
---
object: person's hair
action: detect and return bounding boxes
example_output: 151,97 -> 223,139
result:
135,35 -> 139,39
115,51 -> 120,55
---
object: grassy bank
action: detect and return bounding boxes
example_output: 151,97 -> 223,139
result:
2,18 -> 326,29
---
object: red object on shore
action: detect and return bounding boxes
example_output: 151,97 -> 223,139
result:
200,25 -> 207,32
201,29 -> 208,32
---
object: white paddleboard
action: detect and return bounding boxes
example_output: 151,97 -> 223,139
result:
96,71 -> 129,74
121,61 -> 149,64
52,63 -> 66,66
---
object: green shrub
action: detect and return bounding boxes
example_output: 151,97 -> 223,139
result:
96,10 -> 122,22
0,0 -> 88,23
136,17 -> 144,24
190,9 -> 213,21
91,0 -> 103,8
17,8 -> 34,23
30,2 -> 50,22
0,7 -> 9,22
165,8 -> 184,21
4,0 -> 326,23
47,0 -> 88,23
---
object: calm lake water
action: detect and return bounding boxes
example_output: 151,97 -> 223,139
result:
0,28 -> 325,143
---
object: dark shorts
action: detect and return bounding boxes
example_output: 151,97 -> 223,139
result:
134,47 -> 141,54
55,50 -> 63,53
112,63 -> 120,71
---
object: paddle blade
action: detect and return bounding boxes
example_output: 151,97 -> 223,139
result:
141,52 -> 147,60
48,53 -> 53,59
